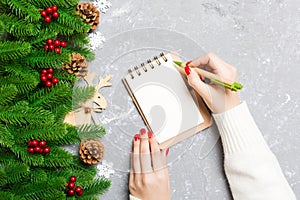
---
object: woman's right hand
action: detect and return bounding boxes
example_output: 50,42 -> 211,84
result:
185,52 -> 241,114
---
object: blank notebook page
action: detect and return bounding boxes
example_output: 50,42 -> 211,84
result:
124,54 -> 203,143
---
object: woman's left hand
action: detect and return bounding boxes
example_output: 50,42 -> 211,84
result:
129,129 -> 171,200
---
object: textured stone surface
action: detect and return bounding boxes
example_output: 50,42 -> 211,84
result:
89,0 -> 300,199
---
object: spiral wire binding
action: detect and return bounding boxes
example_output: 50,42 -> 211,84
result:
128,52 -> 167,79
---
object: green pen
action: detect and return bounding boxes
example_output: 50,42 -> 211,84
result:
173,60 -> 243,91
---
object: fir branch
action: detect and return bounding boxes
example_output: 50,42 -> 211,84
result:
54,69 -> 77,85
0,41 -> 31,62
29,82 -> 72,110
22,50 -> 70,69
0,85 -> 18,106
0,19 -> 4,34
10,145 -> 44,166
65,33 -> 89,47
52,102 -> 72,121
58,9 -> 91,34
29,28 -> 58,46
79,178 -> 111,197
42,147 -> 73,168
0,125 -> 14,148
0,102 -> 55,126
27,169 -> 47,183
2,0 -> 40,22
0,191 -> 25,200
4,162 -> 30,184
77,124 -> 106,141
0,168 -> 6,187
47,21 -> 75,36
72,86 -> 95,110
29,0 -> 80,9
13,177 -> 66,200
2,65 -> 39,94
69,157 -> 97,176
0,14 -> 39,37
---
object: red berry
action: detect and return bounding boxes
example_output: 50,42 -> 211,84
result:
68,182 -> 75,189
28,147 -> 34,153
53,40 -> 60,47
60,41 -> 67,47
39,140 -> 46,147
75,186 -> 82,193
77,190 -> 83,196
47,68 -> 54,74
68,189 -> 75,196
46,7 -> 53,14
39,148 -> 44,154
40,75 -> 47,82
34,146 -> 41,153
45,81 -> 52,88
41,69 -> 48,74
44,16 -> 51,23
43,147 -> 51,154
52,11 -> 59,18
46,73 -> 53,79
31,140 -> 39,147
46,38 -> 53,45
52,78 -> 59,84
44,45 -> 49,51
49,45 -> 55,51
55,47 -> 61,54
69,176 -> 76,182
41,10 -> 47,17
52,6 -> 58,11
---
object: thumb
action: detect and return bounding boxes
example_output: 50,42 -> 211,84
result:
186,67 -> 211,101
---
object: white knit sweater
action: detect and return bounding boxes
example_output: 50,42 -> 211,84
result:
130,102 -> 296,200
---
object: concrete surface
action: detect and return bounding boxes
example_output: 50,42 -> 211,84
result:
88,0 -> 300,199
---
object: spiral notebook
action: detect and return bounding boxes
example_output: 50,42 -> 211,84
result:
123,53 -> 212,149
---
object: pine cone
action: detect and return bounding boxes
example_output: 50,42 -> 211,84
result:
62,53 -> 88,77
79,140 -> 104,165
76,2 -> 100,31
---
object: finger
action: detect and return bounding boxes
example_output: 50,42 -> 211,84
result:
132,134 -> 141,174
140,130 -> 152,173
187,67 -> 211,100
149,135 -> 164,171
189,52 -> 218,71
129,153 -> 134,182
159,148 -> 169,175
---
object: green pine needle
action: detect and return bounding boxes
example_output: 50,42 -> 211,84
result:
0,41 -> 31,62
0,85 -> 18,106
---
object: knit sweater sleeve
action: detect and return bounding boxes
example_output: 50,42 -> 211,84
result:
213,102 -> 296,200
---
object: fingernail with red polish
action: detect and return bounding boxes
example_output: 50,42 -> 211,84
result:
134,134 -> 140,141
148,131 -> 153,138
200,75 -> 204,81
140,128 -> 146,135
186,60 -> 192,67
185,66 -> 191,75
166,148 -> 169,156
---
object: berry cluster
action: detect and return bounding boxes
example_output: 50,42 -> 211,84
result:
40,68 -> 59,88
66,176 -> 83,196
40,5 -> 59,23
28,140 -> 51,154
44,38 -> 67,54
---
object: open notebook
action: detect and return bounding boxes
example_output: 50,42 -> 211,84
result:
123,53 -> 212,149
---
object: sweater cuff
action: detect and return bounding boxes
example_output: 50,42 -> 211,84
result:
129,194 -> 141,200
213,102 -> 269,154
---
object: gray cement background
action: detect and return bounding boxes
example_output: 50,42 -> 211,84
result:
88,0 -> 300,199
